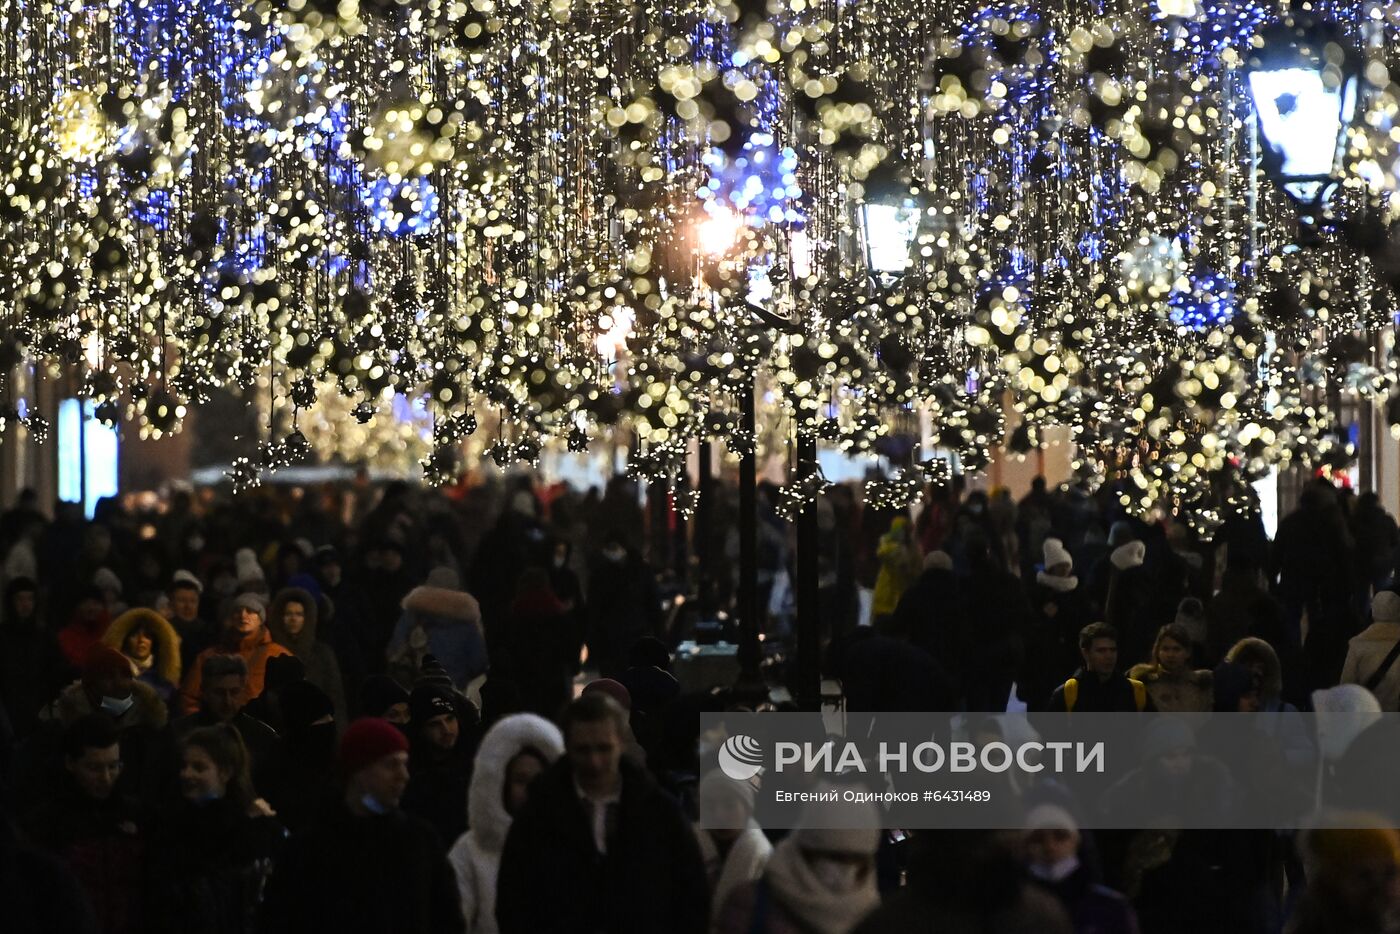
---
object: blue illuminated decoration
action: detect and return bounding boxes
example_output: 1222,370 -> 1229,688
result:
700,132 -> 805,228
1153,0 -> 1268,69
1168,270 -> 1236,330
961,5 -> 1057,111
132,188 -> 172,230
365,176 -> 440,236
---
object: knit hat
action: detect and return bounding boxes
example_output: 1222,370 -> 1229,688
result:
279,679 -> 334,731
408,683 -> 458,725
1108,520 -> 1136,548
358,675 -> 409,719
1313,684 -> 1383,761
1174,597 -> 1208,644
230,592 -> 266,621
425,566 -> 460,591
923,550 -> 954,572
1109,540 -> 1146,570
234,548 -> 265,585
583,678 -> 632,711
415,655 -> 454,690
82,644 -> 132,687
92,567 -> 123,595
1024,802 -> 1078,834
339,718 -> 409,777
171,569 -> 203,594
792,791 -> 881,855
1042,538 -> 1072,572
700,768 -> 755,816
1373,590 -> 1400,625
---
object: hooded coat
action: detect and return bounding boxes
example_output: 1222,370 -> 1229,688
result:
179,626 -> 293,715
388,586 -> 487,689
102,608 -> 183,702
447,714 -> 565,934
266,588 -> 347,725
1340,618 -> 1400,711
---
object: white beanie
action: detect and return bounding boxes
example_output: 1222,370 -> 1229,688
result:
1042,538 -> 1072,572
235,547 -> 266,584
1024,802 -> 1078,834
92,567 -> 123,595
171,569 -> 203,594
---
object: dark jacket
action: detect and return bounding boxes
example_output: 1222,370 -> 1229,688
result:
1018,581 -> 1092,712
147,798 -> 284,934
0,816 -> 100,934
24,782 -> 147,934
496,756 -> 709,934
1049,669 -> 1152,713
1032,866 -> 1138,934
259,802 -> 464,934
401,740 -> 474,850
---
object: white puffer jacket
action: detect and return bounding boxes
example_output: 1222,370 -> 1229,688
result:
447,713 -> 565,934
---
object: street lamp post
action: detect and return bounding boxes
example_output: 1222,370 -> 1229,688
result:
1245,19 -> 1361,236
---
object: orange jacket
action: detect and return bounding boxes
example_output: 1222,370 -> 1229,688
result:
178,626 -> 293,714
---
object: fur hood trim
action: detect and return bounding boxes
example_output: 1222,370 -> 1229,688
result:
402,585 -> 481,625
466,713 -> 564,852
102,608 -> 182,686
268,586 -> 319,654
50,678 -> 168,730
1224,636 -> 1284,701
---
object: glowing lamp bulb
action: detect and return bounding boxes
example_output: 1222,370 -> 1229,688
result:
698,209 -> 743,256
53,90 -> 108,162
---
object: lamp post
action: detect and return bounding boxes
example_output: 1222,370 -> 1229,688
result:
857,165 -> 924,283
1245,19 -> 1361,235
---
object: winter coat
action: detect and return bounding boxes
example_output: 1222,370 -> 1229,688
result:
24,782 -> 147,934
102,608 -> 183,703
852,881 -> 1072,934
402,740 -> 474,850
447,714 -> 565,934
695,826 -> 772,933
1125,664 -> 1213,713
1019,580 -> 1092,711
179,628 -> 294,715
266,588 -> 347,725
46,678 -> 168,731
0,613 -> 70,736
1031,866 -> 1138,934
496,756 -> 709,934
1340,621 -> 1400,711
872,527 -> 920,620
503,590 -> 576,719
259,802 -> 465,934
388,586 -> 487,689
1049,668 -> 1151,713
889,568 -> 967,672
0,815 -> 101,934
147,798 -> 284,934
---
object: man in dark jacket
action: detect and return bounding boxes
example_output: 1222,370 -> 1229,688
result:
400,683 -> 475,847
1049,623 -> 1152,713
496,692 -> 708,934
259,717 -> 464,934
173,654 -> 280,794
25,714 -> 146,934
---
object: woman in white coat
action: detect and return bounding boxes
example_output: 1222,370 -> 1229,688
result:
448,713 -> 565,933
694,769 -> 772,932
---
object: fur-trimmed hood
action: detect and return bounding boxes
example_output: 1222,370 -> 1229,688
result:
466,713 -> 564,853
1225,636 -> 1284,701
402,585 -> 481,626
268,586 -> 319,655
102,608 -> 182,686
49,678 -> 168,730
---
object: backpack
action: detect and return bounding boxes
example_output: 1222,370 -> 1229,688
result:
1063,676 -> 1147,712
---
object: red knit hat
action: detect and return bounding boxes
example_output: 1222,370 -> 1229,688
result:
583,678 -> 632,711
82,644 -> 132,686
339,717 -> 409,777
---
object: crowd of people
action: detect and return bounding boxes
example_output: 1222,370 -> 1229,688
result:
1,471 -> 1400,933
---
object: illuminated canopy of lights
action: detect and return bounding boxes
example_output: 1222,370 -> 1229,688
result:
4,0 -> 1400,530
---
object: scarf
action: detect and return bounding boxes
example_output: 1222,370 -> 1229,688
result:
127,653 -> 155,675
1036,571 -> 1079,593
763,837 -> 880,934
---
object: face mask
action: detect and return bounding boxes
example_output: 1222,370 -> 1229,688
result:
1029,856 -> 1080,883
100,694 -> 135,717
810,857 -> 862,891
360,792 -> 391,816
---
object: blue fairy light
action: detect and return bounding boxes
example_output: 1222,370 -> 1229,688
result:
1168,270 -> 1236,330
365,176 -> 440,237
699,131 -> 805,228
